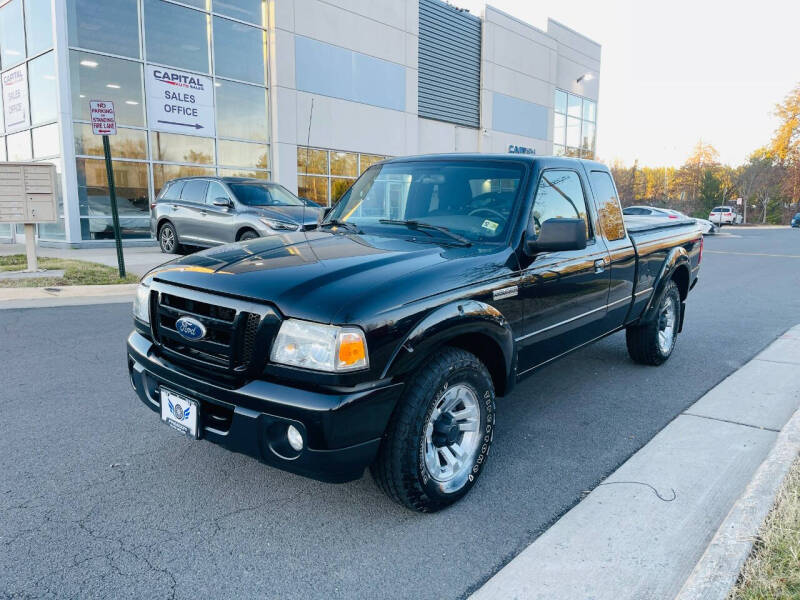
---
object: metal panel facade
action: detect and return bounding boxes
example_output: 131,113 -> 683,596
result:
418,0 -> 481,128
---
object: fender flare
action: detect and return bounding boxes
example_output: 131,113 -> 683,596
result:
380,299 -> 515,394
641,246 -> 690,325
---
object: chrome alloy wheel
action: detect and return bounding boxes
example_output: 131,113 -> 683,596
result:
657,295 -> 678,354
423,383 -> 481,492
160,227 -> 175,252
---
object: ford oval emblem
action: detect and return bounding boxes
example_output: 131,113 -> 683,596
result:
175,316 -> 206,341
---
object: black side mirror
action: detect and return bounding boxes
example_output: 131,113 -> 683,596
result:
525,218 -> 587,255
213,197 -> 233,208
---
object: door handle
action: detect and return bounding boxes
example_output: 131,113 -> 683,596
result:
200,210 -> 207,216
171,204 -> 178,211
594,259 -> 606,273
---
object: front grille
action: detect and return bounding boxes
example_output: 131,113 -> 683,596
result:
150,283 -> 279,380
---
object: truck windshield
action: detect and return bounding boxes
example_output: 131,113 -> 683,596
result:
324,160 -> 525,243
230,183 -> 305,207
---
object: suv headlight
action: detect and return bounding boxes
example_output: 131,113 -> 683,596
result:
270,319 -> 368,372
260,217 -> 299,231
133,283 -> 150,324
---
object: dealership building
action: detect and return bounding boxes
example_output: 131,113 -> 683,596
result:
0,0 -> 600,246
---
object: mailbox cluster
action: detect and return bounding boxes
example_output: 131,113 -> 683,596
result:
0,163 -> 58,224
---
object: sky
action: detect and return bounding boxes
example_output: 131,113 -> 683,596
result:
456,0 -> 800,168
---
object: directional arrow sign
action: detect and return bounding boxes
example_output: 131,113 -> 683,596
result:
145,65 -> 215,137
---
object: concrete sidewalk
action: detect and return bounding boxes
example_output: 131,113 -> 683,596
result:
0,243 -> 177,277
471,325 -> 800,600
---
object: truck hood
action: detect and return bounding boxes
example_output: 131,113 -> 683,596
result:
145,231 -> 515,324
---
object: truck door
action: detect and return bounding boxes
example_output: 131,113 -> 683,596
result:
516,168 -> 611,374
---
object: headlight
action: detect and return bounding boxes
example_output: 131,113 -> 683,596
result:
133,283 -> 150,324
260,217 -> 299,231
270,319 -> 368,372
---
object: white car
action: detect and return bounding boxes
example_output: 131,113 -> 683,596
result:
708,206 -> 741,225
622,205 -> 718,234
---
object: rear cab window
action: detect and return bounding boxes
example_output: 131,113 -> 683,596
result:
530,169 -> 593,241
160,180 -> 184,201
590,170 -> 626,241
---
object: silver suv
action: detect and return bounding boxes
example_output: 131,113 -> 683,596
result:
152,177 -> 322,253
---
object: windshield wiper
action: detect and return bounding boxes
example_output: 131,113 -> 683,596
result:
320,219 -> 361,233
378,219 -> 472,246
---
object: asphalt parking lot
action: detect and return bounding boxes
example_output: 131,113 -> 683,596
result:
2,228 -> 799,600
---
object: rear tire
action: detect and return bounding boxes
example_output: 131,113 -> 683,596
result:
158,222 -> 181,254
626,280 -> 681,366
370,347 -> 495,512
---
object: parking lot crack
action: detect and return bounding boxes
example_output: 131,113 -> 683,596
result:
598,480 -> 677,502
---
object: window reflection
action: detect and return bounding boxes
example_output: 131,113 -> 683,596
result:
217,139 -> 268,168
29,52 -> 57,125
144,0 -> 210,73
25,0 -> 53,57
213,17 -> 265,84
297,175 -> 328,206
70,51 -> 145,126
76,158 -> 150,217
0,0 -> 25,68
32,123 -> 59,157
554,89 -> 597,159
76,124 -> 147,159
215,79 -> 268,141
153,163 -> 215,196
67,0 -> 140,58
330,151 -> 357,177
150,131 -> 214,163
213,0 -> 264,25
217,167 -> 268,179
297,148 -> 327,174
7,130 -> 31,160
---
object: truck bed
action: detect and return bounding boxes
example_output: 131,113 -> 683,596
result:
623,215 -> 699,233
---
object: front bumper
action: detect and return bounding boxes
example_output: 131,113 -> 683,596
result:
127,331 -> 403,483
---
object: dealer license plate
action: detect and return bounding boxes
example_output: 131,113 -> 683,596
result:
160,388 -> 200,439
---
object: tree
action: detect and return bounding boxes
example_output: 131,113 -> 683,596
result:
768,84 -> 800,215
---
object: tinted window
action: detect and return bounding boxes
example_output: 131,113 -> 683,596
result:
70,51 -> 145,127
215,79 -> 268,142
213,17 -> 265,84
213,0 -> 264,24
25,0 -> 53,56
161,180 -> 184,201
181,180 -> 208,203
144,0 -> 209,73
531,170 -> 591,239
230,183 -> 302,206
590,171 -> 626,241
67,0 -> 140,58
0,0 -> 25,68
28,52 -> 57,125
266,184 -> 304,206
205,181 -> 229,205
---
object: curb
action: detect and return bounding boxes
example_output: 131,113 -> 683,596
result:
0,283 -> 137,309
675,407 -> 800,600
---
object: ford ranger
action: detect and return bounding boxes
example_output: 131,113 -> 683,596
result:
127,155 -> 702,512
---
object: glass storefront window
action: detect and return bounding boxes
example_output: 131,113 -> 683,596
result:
566,116 -> 580,148
67,0 -> 140,59
150,131 -> 214,164
330,151 -> 357,177
331,177 -> 353,202
0,0 -> 25,69
555,89 -> 597,159
554,89 -> 567,115
37,157 -> 65,240
218,139 -> 267,168
144,0 -> 210,74
25,0 -> 53,57
213,17 -> 265,84
7,130 -> 31,160
553,113 -> 565,146
76,158 -> 150,217
567,94 -> 582,118
153,163 -> 215,195
359,154 -> 384,173
215,79 -> 268,141
70,51 -> 145,127
581,122 -> 596,154
583,99 -> 596,123
297,148 -> 327,175
28,52 -> 57,125
217,167 -> 267,179
81,218 -> 150,240
297,175 -> 328,206
32,123 -> 59,158
75,124 -> 147,159
213,0 -> 264,25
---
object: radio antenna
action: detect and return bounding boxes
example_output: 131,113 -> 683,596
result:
302,98 -> 314,241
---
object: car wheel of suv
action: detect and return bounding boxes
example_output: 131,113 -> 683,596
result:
626,279 -> 681,366
370,347 -> 495,512
158,222 -> 181,254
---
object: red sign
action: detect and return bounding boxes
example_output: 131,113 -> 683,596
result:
90,100 -> 117,135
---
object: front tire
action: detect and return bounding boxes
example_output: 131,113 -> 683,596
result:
370,347 -> 495,512
626,280 -> 681,365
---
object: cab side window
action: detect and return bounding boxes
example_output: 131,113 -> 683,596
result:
161,180 -> 184,201
590,171 -> 626,241
530,170 -> 592,240
181,180 -> 208,204
205,181 -> 229,205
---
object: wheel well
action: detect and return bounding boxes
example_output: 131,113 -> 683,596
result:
671,264 -> 690,300
157,218 -> 173,237
446,332 -> 509,397
236,227 -> 257,241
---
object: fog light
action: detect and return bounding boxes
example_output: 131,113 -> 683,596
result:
287,425 -> 304,451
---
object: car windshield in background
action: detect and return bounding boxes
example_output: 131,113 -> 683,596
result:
325,161 -> 525,243
229,183 -> 305,207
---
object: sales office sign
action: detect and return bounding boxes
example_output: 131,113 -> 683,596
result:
2,64 -> 30,131
145,66 -> 215,137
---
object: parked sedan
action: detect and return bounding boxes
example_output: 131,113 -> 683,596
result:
152,177 -> 323,253
792,212 -> 800,228
622,205 -> 717,234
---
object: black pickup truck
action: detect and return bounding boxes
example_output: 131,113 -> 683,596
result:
128,155 -> 702,512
